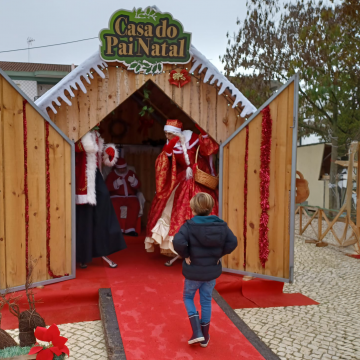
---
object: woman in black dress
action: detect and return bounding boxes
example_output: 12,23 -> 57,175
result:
75,126 -> 126,268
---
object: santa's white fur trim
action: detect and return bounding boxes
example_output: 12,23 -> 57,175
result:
103,144 -> 119,167
81,132 -> 98,154
186,167 -> 193,180
97,132 -> 104,154
164,125 -> 182,133
168,130 -> 191,167
85,149 -> 97,205
115,163 -> 127,169
75,194 -> 89,204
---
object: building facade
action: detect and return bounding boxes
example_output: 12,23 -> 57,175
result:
0,61 -> 73,101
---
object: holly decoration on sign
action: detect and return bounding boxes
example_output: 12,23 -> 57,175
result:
134,6 -> 158,21
169,69 -> 191,88
28,324 -> 70,359
128,60 -> 163,75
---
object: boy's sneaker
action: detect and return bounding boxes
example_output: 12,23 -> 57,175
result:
200,322 -> 210,347
188,313 -> 205,344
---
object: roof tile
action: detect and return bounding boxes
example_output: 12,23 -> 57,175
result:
0,61 -> 73,72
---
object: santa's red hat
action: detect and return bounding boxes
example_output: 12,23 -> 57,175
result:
115,157 -> 127,169
164,119 -> 183,134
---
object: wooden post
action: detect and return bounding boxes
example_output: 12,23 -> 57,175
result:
318,209 -> 322,241
357,142 -> 360,227
346,142 -> 357,217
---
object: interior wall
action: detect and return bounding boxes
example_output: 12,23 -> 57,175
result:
120,146 -> 162,228
99,95 -> 165,145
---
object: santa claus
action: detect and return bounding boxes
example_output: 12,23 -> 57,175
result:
145,119 -> 219,265
106,157 -> 141,236
75,125 -> 127,268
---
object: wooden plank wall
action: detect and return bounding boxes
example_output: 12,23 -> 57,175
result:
121,146 -> 162,228
0,74 -> 72,289
222,82 -> 294,279
47,63 -> 244,144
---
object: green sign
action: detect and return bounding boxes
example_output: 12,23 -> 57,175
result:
99,7 -> 192,74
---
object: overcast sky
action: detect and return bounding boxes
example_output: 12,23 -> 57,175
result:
0,0 -> 247,72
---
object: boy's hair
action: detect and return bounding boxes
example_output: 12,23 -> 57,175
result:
190,192 -> 215,216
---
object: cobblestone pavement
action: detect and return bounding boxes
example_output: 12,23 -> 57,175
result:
236,226 -> 360,360
7,320 -> 107,360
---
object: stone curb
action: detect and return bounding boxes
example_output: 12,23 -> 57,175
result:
212,289 -> 281,360
99,288 -> 126,360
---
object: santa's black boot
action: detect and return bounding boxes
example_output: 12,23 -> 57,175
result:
200,322 -> 210,347
188,313 -> 205,345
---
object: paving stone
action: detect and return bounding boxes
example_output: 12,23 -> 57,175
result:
235,218 -> 360,360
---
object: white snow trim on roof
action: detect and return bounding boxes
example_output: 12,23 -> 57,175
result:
36,47 -> 256,118
35,51 -> 108,114
189,45 -> 256,117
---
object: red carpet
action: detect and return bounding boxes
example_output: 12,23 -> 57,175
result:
216,273 -> 318,309
2,236 -> 264,359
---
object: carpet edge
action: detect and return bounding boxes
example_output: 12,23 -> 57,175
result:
99,288 -> 127,360
212,289 -> 280,360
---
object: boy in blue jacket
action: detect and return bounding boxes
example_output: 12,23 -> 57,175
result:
173,192 -> 238,347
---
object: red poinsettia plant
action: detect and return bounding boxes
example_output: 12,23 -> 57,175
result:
169,69 -> 191,88
28,324 -> 70,360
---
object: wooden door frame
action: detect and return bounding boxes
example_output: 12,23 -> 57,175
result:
218,74 -> 299,283
0,68 -> 76,293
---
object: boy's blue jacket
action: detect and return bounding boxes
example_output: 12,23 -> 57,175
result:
173,216 -> 238,281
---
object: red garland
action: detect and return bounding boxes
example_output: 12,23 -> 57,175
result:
259,106 -> 272,267
243,125 -> 249,269
23,100 -> 29,277
45,123 -> 69,278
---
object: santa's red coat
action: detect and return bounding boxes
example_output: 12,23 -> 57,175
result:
106,169 -> 141,232
75,130 -> 118,205
145,130 -> 219,246
106,169 -> 141,196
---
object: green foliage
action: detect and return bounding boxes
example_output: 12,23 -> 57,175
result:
221,0 -> 360,156
143,88 -> 151,100
0,346 -> 65,359
139,85 -> 154,116
139,105 -> 154,117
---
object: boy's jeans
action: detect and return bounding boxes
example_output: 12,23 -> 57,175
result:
183,278 -> 216,324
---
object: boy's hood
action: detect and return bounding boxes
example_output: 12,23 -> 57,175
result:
188,216 -> 227,247
191,215 -> 224,224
